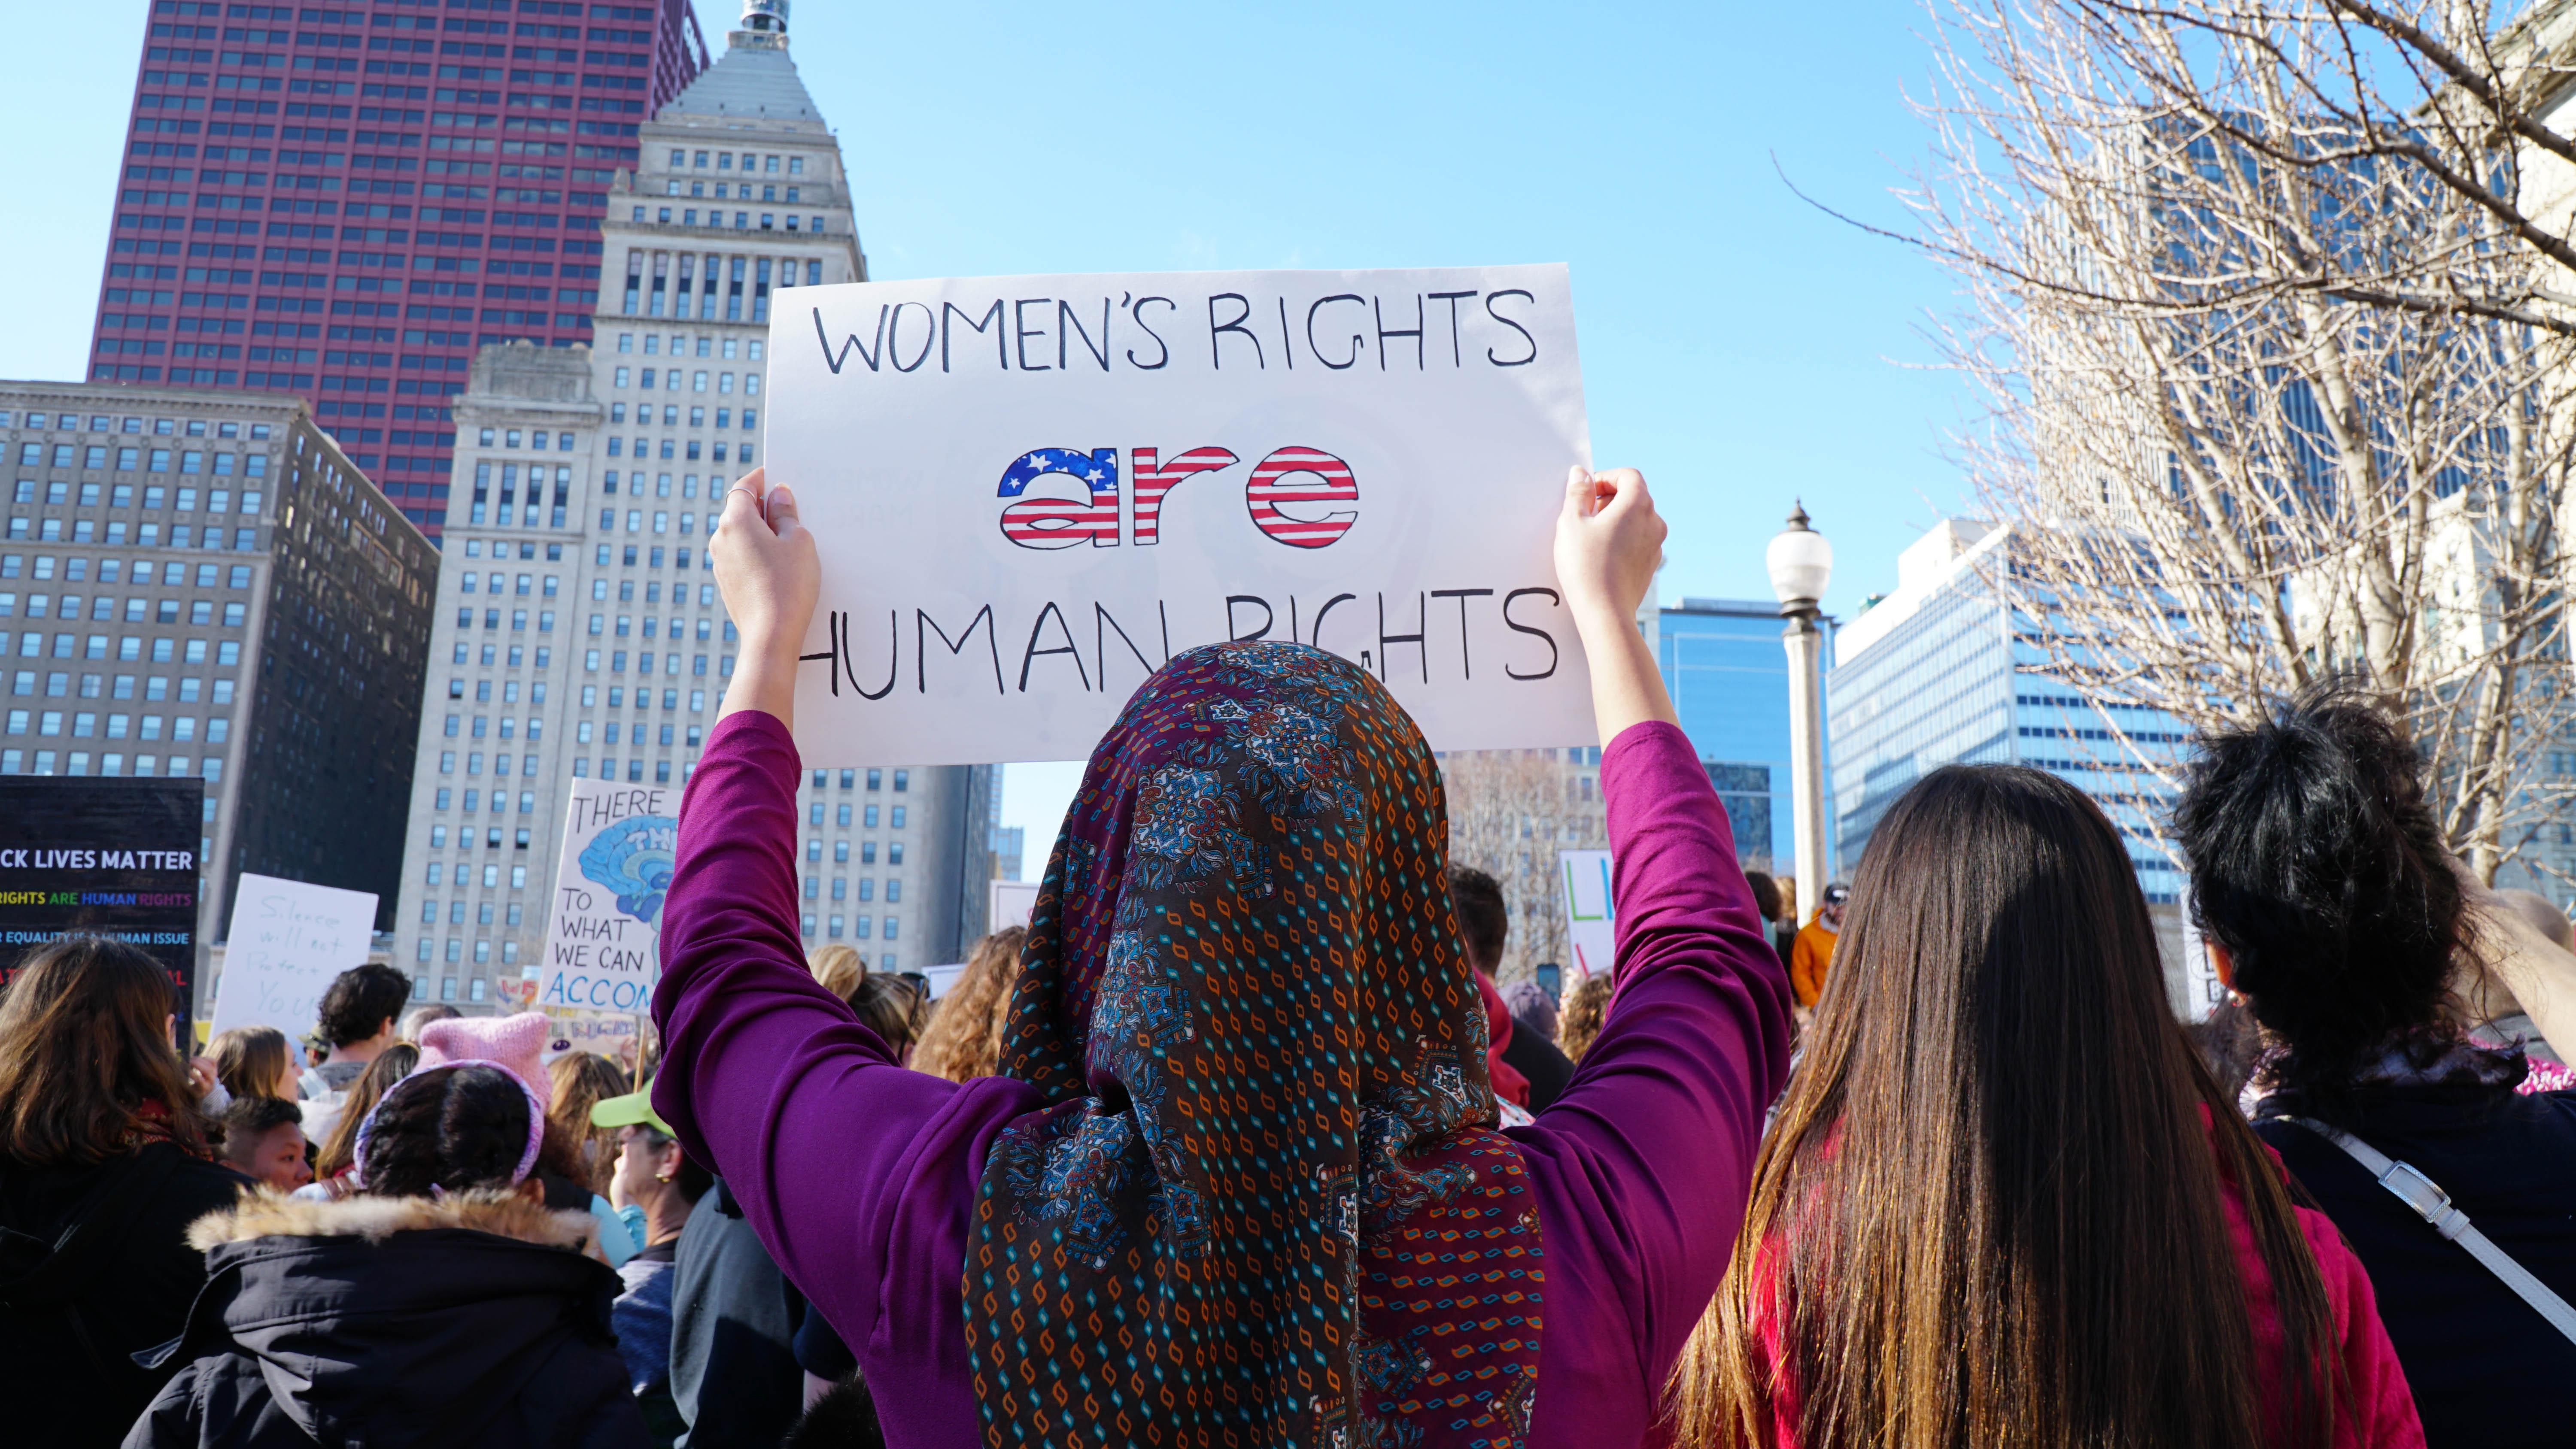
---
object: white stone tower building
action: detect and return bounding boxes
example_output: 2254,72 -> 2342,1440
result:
391,1 -> 994,1010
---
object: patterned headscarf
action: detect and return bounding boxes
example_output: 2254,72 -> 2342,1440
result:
968,641 -> 1545,1449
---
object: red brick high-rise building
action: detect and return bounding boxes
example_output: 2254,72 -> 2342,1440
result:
91,0 -> 710,540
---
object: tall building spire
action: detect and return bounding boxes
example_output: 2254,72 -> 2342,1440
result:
741,0 -> 789,36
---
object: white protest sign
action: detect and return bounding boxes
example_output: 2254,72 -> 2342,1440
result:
208,873 -> 378,1040
1559,848 -> 1616,979
988,878 -> 1039,932
541,780 -> 675,1014
767,266 -> 1595,766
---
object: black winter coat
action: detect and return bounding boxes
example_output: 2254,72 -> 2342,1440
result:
0,1143 -> 249,1449
123,1189 -> 648,1449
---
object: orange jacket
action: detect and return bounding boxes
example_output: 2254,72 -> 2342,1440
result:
1789,921 -> 1837,1007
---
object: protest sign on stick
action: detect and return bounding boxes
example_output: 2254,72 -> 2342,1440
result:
765,265 -> 1595,766
207,874 -> 378,1041
1558,848 -> 1616,980
541,781 -> 675,1014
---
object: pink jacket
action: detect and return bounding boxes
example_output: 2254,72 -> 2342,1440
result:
1745,1125 -> 2424,1447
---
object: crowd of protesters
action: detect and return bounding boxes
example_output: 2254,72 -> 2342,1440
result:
0,464 -> 2570,1448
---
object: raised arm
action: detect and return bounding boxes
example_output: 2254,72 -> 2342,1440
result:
651,473 -> 1043,1375
1513,470 -> 1797,1433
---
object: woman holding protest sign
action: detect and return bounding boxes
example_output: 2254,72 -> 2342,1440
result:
647,464 -> 1791,1448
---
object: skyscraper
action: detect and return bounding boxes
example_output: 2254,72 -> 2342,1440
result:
390,2 -> 999,1010
1655,598 -> 1831,876
1826,520 -> 2193,903
92,0 -> 711,541
2,379 -> 438,1003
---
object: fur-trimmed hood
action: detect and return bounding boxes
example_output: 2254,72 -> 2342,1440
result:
186,1187 -> 598,1253
135,1188 -> 636,1449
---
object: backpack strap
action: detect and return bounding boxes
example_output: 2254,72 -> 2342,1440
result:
2281,1116 -> 2576,1346
0,1146 -> 189,1386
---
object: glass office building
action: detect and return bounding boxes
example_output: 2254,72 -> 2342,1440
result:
1656,597 -> 1826,875
1827,521 -> 2190,903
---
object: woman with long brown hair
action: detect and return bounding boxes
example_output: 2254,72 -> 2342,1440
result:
0,936 -> 251,1447
1663,766 -> 2423,1448
908,926 -> 1026,1082
310,1042 -> 419,1192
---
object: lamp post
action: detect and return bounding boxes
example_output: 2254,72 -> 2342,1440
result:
1766,502 -> 1833,922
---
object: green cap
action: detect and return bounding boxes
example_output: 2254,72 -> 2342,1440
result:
590,1088 -> 674,1137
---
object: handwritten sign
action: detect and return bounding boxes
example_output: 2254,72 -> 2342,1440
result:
1559,849 -> 1615,980
988,879 -> 1039,933
207,873 -> 378,1041
541,781 -> 674,1013
766,265 -> 1595,766
541,1005 -> 642,1058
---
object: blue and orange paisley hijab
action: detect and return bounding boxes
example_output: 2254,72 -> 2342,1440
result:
967,641 -> 1545,1448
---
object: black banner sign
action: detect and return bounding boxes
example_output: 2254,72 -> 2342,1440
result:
0,776 -> 207,1041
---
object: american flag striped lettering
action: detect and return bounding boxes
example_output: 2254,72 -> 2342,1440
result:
1244,446 -> 1359,549
1128,446 -> 1239,546
996,446 -> 1120,550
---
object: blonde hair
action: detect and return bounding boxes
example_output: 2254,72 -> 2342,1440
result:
544,1050 -> 630,1197
210,1024 -> 295,1101
911,927 -> 1027,1082
1557,971 -> 1614,1062
809,943 -> 866,1002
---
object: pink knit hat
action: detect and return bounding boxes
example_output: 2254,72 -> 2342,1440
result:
417,1011 -> 553,1109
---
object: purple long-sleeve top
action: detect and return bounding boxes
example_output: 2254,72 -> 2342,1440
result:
652,712 -> 1792,1448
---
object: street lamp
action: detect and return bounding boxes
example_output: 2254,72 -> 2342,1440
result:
1767,502 -> 1833,922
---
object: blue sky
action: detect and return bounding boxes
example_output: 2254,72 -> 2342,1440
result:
0,0 -> 1978,850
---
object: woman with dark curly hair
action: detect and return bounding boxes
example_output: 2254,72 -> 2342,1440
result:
2175,683 -> 2576,1446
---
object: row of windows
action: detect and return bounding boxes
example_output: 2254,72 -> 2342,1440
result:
449,642 -> 552,667
455,606 -> 555,629
6,519 -> 260,549
474,427 -> 577,450
3,710 -> 228,740
423,862 -> 530,891
797,804 -> 908,830
0,749 -> 219,779
459,537 -> 562,561
12,635 -> 245,664
431,825 -> 530,850
606,442 -> 751,472
9,482 -> 262,511
2014,724 -> 2191,745
585,614 -> 720,639
660,179 -> 801,203
582,647 -> 726,676
811,768 -> 909,793
13,446 -> 272,476
802,840 -> 899,866
665,149 -> 803,175
611,367 -> 759,394
1,578 -> 255,618
607,405 -> 757,432
0,412 -> 269,439
636,206 -> 826,235
805,876 -> 899,903
437,752 -> 539,776
0,555 -> 243,583
9,673 -> 232,701
576,684 -> 700,709
442,713 -> 544,739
